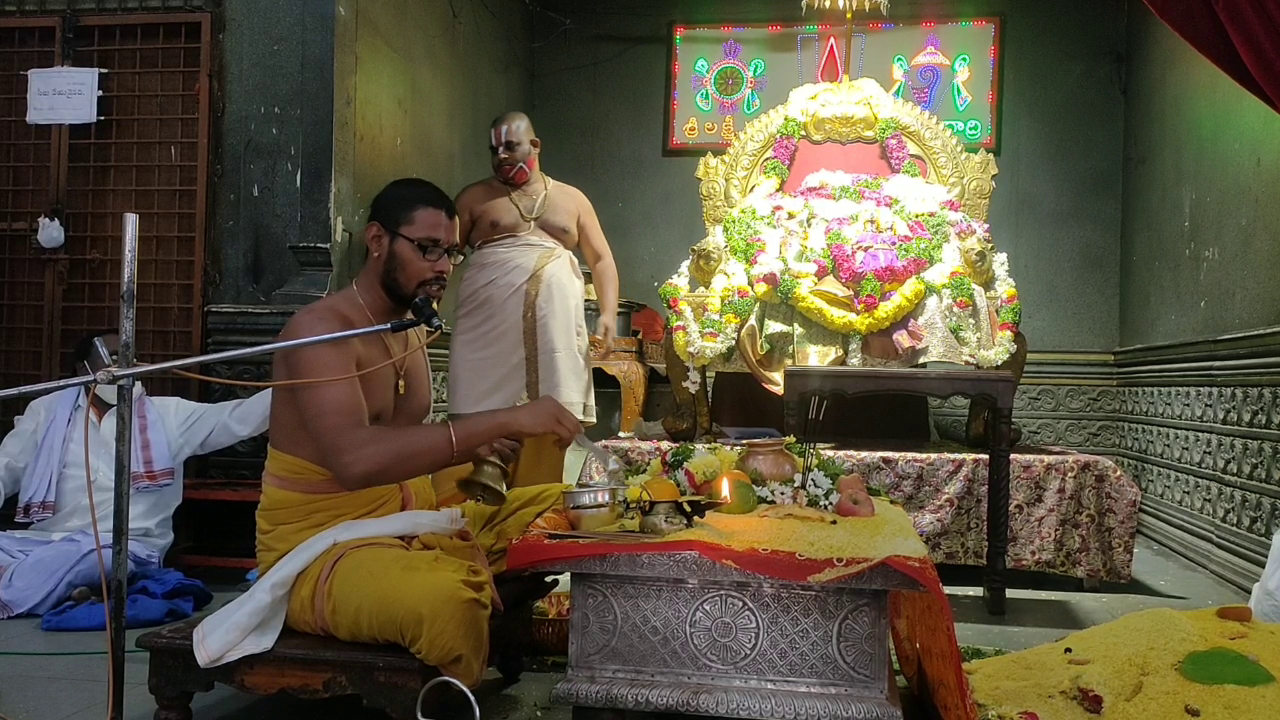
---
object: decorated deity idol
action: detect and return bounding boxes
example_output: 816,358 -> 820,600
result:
657,79 -> 1026,441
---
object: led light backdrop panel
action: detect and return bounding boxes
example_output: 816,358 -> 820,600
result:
668,19 -> 1002,153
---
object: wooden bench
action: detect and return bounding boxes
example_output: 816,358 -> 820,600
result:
136,574 -> 552,720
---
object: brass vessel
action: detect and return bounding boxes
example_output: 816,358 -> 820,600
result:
736,438 -> 801,485
457,457 -> 510,506
638,501 -> 690,536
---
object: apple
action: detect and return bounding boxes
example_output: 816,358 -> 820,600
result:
834,489 -> 876,518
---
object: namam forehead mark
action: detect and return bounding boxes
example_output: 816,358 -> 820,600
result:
489,118 -> 530,150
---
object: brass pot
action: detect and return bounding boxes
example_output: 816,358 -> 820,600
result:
735,438 -> 800,485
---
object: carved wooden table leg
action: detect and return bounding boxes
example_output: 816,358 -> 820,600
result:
984,403 -> 1014,616
152,691 -> 194,720
592,360 -> 648,435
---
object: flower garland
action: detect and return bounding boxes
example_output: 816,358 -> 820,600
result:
938,253 -> 1023,367
728,168 -> 961,337
659,253 -> 757,391
662,109 -> 1023,369
789,276 -> 926,336
981,253 -> 1022,366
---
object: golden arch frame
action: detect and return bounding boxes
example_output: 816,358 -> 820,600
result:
693,78 -> 999,228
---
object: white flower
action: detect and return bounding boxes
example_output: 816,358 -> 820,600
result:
800,169 -> 856,188
882,174 -> 954,214
921,261 -> 954,286
681,363 -> 701,393
790,260 -> 818,277
939,242 -> 964,268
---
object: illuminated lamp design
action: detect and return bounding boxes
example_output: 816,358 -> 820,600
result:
817,35 -> 843,83
691,40 -> 769,116
952,52 -> 973,112
906,32 -> 951,112
889,54 -> 910,99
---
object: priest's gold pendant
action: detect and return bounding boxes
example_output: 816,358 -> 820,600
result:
398,377 -> 406,395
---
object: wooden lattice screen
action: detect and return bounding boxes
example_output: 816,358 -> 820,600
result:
0,13 -> 210,431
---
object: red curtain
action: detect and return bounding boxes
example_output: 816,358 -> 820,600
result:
1142,0 -> 1280,112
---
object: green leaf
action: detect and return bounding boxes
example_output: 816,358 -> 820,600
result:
1178,647 -> 1275,686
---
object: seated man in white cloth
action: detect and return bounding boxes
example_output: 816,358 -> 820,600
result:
450,111 -> 620,487
0,331 -> 271,618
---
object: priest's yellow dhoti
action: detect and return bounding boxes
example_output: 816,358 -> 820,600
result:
255,447 -> 563,686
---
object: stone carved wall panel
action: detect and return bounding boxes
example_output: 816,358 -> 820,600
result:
927,346 -> 1280,591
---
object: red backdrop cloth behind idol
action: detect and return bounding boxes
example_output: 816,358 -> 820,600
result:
780,139 -> 929,195
508,535 -> 977,720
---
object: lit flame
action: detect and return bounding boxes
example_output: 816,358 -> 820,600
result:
721,476 -> 731,502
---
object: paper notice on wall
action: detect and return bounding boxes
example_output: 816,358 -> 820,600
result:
26,67 -> 102,125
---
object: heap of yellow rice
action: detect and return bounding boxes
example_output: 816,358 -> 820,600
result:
659,498 -> 928,562
967,607 -> 1280,719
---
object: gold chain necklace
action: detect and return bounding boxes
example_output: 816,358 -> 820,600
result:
353,279 -> 409,395
507,172 -> 552,223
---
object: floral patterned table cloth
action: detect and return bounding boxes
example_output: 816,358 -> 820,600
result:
580,440 -> 1142,583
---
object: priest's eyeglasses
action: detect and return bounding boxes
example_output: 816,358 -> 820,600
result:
389,229 -> 467,266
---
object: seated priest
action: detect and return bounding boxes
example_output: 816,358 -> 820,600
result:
259,177 -> 580,687
0,332 -> 272,618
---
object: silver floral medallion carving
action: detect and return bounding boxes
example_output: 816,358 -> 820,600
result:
686,591 -> 763,669
574,582 -> 619,661
833,598 -> 879,681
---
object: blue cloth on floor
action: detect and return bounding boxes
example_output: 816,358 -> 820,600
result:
39,567 -> 213,632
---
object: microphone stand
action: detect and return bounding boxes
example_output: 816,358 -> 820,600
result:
0,213 -> 441,720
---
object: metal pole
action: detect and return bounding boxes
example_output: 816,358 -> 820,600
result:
109,212 -> 138,720
0,319 -> 429,402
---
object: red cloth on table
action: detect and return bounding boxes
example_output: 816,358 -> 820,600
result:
508,535 -> 977,720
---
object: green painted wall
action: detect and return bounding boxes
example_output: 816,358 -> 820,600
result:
1118,3 -> 1280,347
530,0 -> 1127,351
329,0 -> 536,316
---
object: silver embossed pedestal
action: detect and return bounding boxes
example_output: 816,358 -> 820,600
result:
543,551 -> 923,720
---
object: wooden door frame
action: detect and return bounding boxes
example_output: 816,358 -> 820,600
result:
0,10 -> 214,398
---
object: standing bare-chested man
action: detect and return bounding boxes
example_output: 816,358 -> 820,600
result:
449,112 -> 620,486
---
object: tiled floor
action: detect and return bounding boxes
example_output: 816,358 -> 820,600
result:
0,536 -> 1248,720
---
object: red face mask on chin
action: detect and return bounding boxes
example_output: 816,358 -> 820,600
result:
496,155 -> 537,188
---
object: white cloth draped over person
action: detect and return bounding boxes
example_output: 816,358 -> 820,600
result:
0,385 -> 271,618
448,235 -> 596,424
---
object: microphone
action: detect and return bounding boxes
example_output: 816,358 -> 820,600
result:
410,296 -> 446,332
